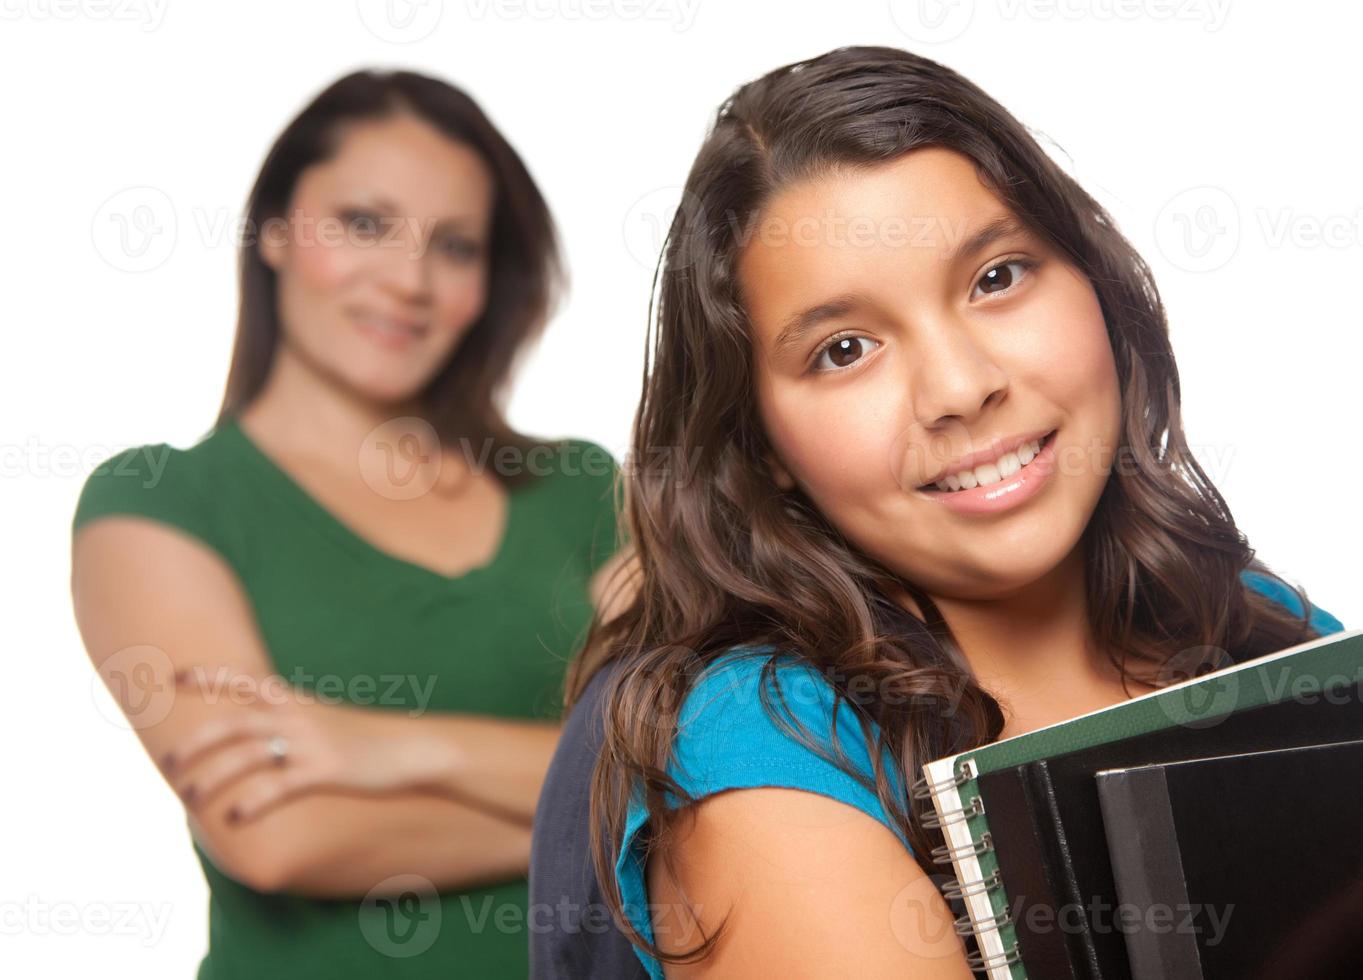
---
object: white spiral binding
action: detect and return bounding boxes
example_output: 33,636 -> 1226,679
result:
910,759 -> 1022,976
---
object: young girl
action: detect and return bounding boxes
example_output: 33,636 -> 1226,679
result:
552,45 -> 1345,978
72,70 -> 625,977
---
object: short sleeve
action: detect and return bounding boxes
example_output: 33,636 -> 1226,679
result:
614,647 -> 911,979
1241,569 -> 1346,636
568,438 -> 624,576
72,442 -> 228,562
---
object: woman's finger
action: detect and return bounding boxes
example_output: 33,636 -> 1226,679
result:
176,735 -> 295,811
163,709 -> 273,775
223,765 -> 318,825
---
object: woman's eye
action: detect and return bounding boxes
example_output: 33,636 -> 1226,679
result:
439,236 -> 482,261
342,209 -> 382,239
971,258 -> 1036,300
810,334 -> 881,373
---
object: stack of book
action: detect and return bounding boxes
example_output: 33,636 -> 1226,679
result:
914,627 -> 1363,979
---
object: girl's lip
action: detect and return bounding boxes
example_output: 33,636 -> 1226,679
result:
916,429 -> 1059,515
916,427 -> 1056,489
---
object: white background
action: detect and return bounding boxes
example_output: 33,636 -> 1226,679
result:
3,0 -> 1359,975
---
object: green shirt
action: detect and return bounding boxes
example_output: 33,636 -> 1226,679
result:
72,418 -> 622,979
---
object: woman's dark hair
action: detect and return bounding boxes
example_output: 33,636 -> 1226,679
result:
217,68 -> 563,487
565,44 -> 1331,969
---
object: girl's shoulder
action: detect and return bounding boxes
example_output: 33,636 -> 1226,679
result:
1240,567 -> 1345,636
616,645 -> 914,977
666,645 -> 911,845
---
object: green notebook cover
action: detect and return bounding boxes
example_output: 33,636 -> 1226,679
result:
915,626 -> 1363,979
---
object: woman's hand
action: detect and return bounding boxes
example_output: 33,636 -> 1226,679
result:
161,669 -> 433,825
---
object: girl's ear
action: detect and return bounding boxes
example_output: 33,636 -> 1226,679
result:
764,451 -> 796,491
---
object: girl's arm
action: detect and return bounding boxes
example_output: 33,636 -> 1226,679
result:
645,786 -> 976,978
71,516 -> 546,895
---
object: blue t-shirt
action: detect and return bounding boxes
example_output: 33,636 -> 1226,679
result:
614,569 -> 1345,979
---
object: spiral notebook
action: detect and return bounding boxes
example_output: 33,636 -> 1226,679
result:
912,626 -> 1363,979
971,685 -> 1363,978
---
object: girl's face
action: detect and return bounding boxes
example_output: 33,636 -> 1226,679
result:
741,146 -> 1121,604
259,112 -> 494,404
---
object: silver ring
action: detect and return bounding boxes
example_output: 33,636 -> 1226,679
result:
266,735 -> 289,764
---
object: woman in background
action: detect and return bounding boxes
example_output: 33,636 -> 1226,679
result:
72,69 -> 627,978
536,45 -> 1345,979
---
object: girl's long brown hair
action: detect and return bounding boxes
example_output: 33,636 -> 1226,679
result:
217,69 -> 563,488
565,45 -> 1329,968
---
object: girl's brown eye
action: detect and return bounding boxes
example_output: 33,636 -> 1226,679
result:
811,335 -> 880,373
972,258 -> 1036,299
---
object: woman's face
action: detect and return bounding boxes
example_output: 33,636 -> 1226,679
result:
259,112 -> 495,404
742,146 -> 1121,604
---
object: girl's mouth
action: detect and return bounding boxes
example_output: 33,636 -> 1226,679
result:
917,428 -> 1058,499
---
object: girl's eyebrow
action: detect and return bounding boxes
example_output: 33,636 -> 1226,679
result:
946,213 -> 1030,267
770,214 -> 1028,359
772,293 -> 871,360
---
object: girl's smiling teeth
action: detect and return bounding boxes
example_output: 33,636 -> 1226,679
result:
921,429 -> 1057,493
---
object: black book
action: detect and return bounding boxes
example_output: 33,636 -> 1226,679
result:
1096,739 -> 1363,980
973,670 -> 1363,978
